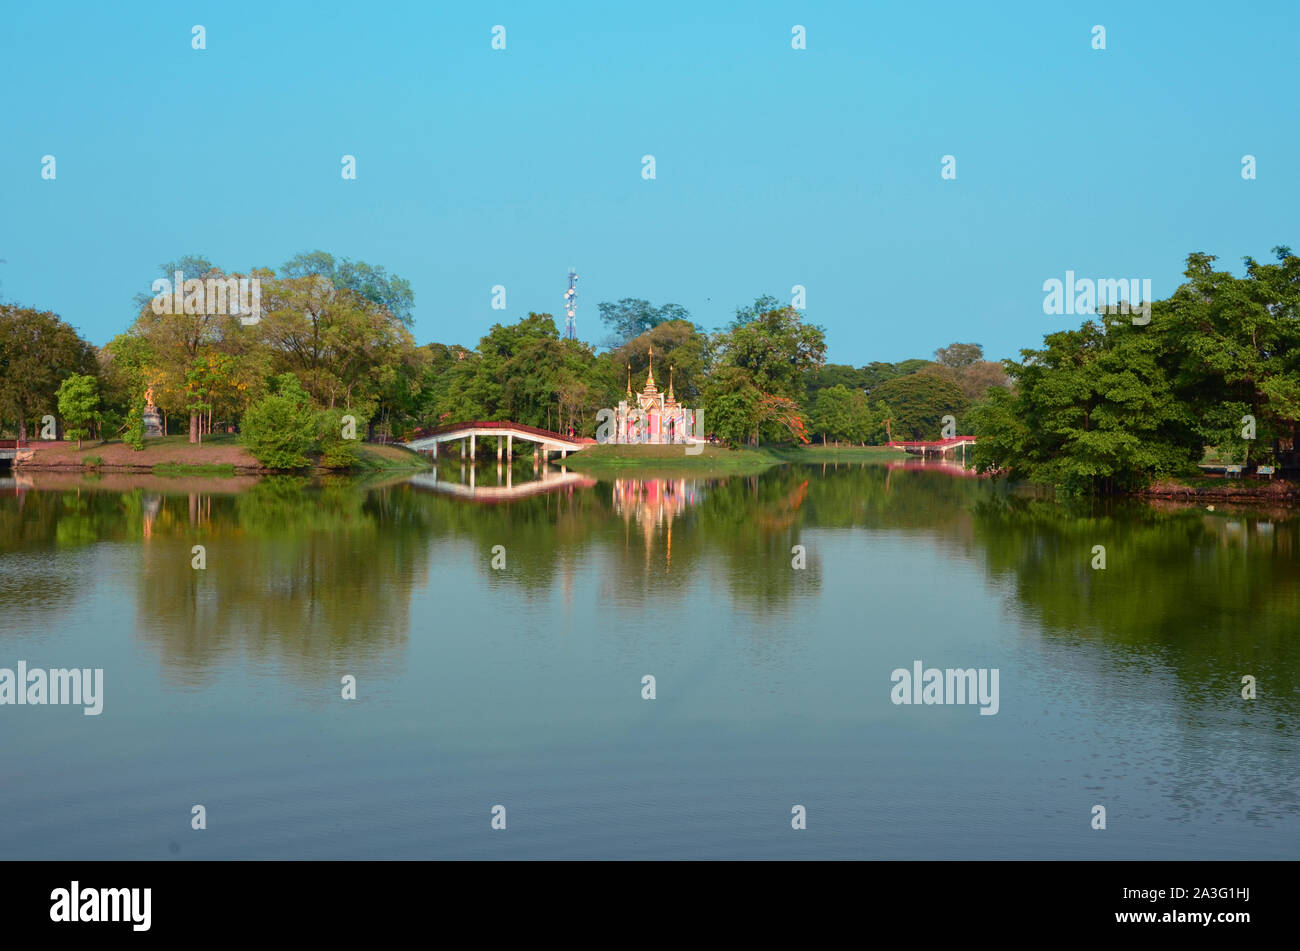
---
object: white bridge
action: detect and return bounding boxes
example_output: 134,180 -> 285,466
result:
403,420 -> 588,460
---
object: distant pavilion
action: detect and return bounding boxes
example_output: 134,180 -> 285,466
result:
614,347 -> 696,444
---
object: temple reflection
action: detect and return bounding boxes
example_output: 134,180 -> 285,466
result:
612,477 -> 703,573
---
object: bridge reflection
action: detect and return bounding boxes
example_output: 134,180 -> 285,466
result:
886,458 -> 984,477
407,466 -> 597,501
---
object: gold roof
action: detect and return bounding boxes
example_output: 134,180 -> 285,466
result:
643,346 -> 657,392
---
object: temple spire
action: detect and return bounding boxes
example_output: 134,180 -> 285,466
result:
626,363 -> 632,398
666,364 -> 676,403
645,346 -> 656,389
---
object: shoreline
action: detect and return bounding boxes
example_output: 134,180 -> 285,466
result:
9,437 -> 429,477
1136,479 -> 1300,502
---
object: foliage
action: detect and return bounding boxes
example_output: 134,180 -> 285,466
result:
240,373 -> 318,469
317,407 -> 365,469
714,299 -> 826,402
123,397 -> 146,450
614,320 -> 712,404
56,373 -> 100,448
702,366 -> 763,445
598,298 -> 692,346
809,384 -> 879,445
971,247 -> 1300,494
870,370 -> 968,441
935,342 -> 984,368
0,305 -> 98,440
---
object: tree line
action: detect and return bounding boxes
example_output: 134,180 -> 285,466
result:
1,258 -> 1012,460
971,247 -> 1300,493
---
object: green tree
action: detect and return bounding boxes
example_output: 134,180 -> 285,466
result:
970,312 -> 1199,493
810,385 -> 856,445
862,359 -> 932,392
183,360 -> 217,446
130,258 -> 229,443
614,319 -> 712,405
99,333 -> 156,438
598,299 -> 691,346
56,374 -> 100,448
702,366 -> 762,445
317,407 -> 365,469
240,373 -> 318,469
0,305 -> 98,440
935,342 -> 983,369
804,363 -> 869,403
1166,247 -> 1300,469
970,247 -> 1300,493
123,397 -> 145,450
714,299 -> 826,401
281,250 -> 414,326
870,370 -> 968,441
258,270 -> 414,411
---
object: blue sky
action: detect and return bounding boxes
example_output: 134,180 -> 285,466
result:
2,1 -> 1296,364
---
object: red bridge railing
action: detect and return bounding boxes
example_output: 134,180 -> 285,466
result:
408,420 -> 583,443
887,436 -> 977,448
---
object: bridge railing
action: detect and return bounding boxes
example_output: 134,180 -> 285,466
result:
887,436 -> 977,448
408,420 -> 582,444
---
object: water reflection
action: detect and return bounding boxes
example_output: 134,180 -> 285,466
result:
409,466 -> 597,501
1,463 -> 1297,719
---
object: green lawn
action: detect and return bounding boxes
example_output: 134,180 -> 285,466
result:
562,443 -> 783,476
353,444 -> 431,471
152,462 -> 238,477
769,445 -> 908,462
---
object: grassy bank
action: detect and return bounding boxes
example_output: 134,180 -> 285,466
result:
152,462 -> 238,477
563,443 -> 782,476
17,435 -> 429,475
351,443 -> 431,471
18,434 -> 262,472
1140,474 -> 1299,501
769,444 -> 908,462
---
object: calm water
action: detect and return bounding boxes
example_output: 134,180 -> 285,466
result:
1,460 -> 1297,859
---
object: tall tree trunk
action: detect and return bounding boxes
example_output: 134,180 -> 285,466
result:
189,413 -> 198,443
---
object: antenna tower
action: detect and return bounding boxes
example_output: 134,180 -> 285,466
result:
564,269 -> 578,340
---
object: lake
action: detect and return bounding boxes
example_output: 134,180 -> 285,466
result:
1,459 -> 1296,859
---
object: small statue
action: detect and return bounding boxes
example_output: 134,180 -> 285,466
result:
142,384 -> 163,438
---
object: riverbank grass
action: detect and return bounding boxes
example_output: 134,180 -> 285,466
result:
20,434 -> 430,475
153,462 -> 238,477
563,443 -> 782,476
770,445 -> 908,462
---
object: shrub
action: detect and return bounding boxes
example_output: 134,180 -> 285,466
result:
240,374 -> 317,469
316,408 -> 364,469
